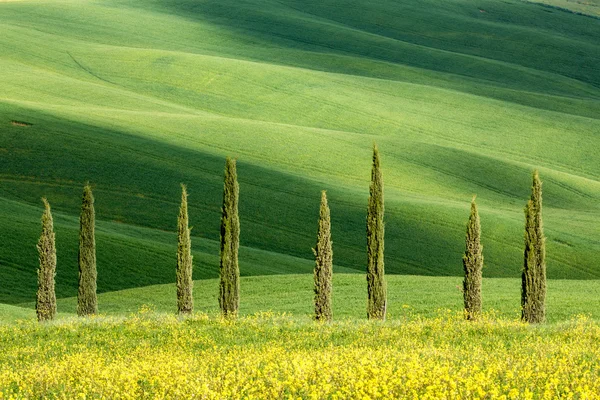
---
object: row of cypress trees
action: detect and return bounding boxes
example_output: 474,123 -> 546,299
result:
177,150 -> 388,322
35,147 -> 546,324
36,184 -> 97,321
174,156 -> 241,317
462,171 -> 547,323
219,158 -> 241,317
313,144 -> 387,322
35,159 -> 242,321
314,146 -> 547,324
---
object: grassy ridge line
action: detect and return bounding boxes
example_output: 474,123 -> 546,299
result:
3,57 -> 600,223
1,0 -> 598,114
4,59 -> 600,192
5,95 -> 600,213
8,274 -> 600,323
2,45 -> 599,185
4,6 -> 600,175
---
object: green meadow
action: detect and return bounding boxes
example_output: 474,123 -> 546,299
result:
1,0 -> 599,310
4,274 -> 600,324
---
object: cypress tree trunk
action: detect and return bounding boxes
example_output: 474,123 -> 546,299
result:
219,157 -> 240,318
313,190 -> 333,322
521,170 -> 546,324
36,198 -> 57,322
366,144 -> 386,320
463,196 -> 483,320
77,183 -> 97,316
176,184 -> 194,314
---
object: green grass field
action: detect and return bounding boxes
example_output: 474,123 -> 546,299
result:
1,0 -> 599,306
4,274 -> 600,324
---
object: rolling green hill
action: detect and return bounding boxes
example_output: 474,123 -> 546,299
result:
1,0 -> 599,304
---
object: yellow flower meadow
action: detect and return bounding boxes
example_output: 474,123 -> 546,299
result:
0,311 -> 599,399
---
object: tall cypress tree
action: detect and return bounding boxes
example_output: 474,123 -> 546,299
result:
77,183 -> 97,316
176,184 -> 194,314
219,157 -> 240,318
313,190 -> 333,322
366,144 -> 386,320
36,198 -> 57,322
463,196 -> 483,320
521,170 -> 546,324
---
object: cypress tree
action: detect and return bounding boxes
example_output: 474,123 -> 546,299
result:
521,170 -> 546,324
219,157 -> 240,318
77,183 -> 97,316
366,144 -> 386,320
313,190 -> 333,322
36,198 -> 57,322
176,184 -> 194,314
463,196 -> 483,320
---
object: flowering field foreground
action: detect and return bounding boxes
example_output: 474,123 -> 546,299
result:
1,311 -> 599,399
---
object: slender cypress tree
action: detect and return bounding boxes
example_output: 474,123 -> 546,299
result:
366,144 -> 386,320
219,157 -> 240,318
77,183 -> 97,316
176,184 -> 194,314
36,198 -> 57,322
463,196 -> 483,320
313,190 -> 333,322
521,170 -> 546,324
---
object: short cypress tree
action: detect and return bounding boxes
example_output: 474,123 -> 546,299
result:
313,190 -> 333,322
463,196 -> 483,320
77,183 -> 97,316
521,170 -> 546,324
176,184 -> 194,314
366,144 -> 386,320
219,157 -> 240,318
36,198 -> 57,322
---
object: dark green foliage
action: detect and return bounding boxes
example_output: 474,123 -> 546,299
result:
219,157 -> 240,318
313,190 -> 333,322
77,183 -> 97,316
522,170 -> 547,324
176,184 -> 194,314
366,144 -> 386,320
463,196 -> 483,320
36,198 -> 56,322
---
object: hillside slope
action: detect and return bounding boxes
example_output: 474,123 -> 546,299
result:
1,0 -> 599,303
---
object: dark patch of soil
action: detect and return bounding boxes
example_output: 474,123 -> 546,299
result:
10,120 -> 33,127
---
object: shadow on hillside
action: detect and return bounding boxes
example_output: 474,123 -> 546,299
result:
142,0 -> 600,99
2,102 -> 600,303
1,104 -> 494,303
